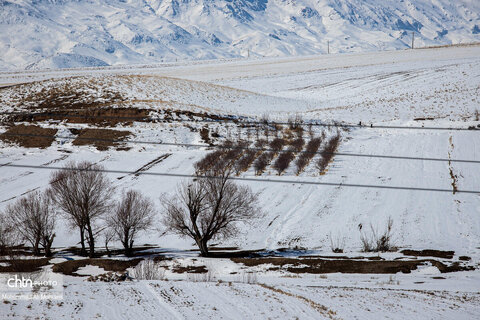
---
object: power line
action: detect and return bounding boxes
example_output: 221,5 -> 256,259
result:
2,132 -> 480,164
1,111 -> 479,131
1,163 -> 479,194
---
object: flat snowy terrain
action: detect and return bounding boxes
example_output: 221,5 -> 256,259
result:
1,46 -> 479,318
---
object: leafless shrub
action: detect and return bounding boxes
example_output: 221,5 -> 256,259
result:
359,217 -> 395,252
106,190 -> 155,256
289,138 -> 305,153
234,149 -> 257,175
261,113 -> 269,125
269,138 -> 286,153
308,123 -> 314,138
255,139 -> 267,148
0,212 -> 19,256
253,151 -> 274,175
273,151 -> 295,175
317,133 -> 341,174
295,137 -> 322,174
288,114 -> 303,130
199,126 -> 211,144
5,191 -> 56,256
475,109 -> 480,121
133,259 -> 165,280
329,232 -> 345,253
103,229 -> 115,257
161,167 -> 259,257
194,149 -> 226,174
49,161 -> 114,257
223,143 -> 245,162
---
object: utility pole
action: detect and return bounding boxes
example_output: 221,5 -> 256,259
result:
327,40 -> 330,54
248,49 -> 250,58
411,32 -> 415,49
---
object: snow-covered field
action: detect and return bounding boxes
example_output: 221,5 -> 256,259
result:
1,46 -> 480,318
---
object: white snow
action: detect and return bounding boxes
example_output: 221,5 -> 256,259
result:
0,0 -> 479,70
1,45 -> 480,318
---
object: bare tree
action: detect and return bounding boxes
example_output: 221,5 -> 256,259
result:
317,132 -> 341,174
5,191 -> 56,256
107,190 -> 155,256
103,229 -> 115,257
49,161 -> 114,257
161,168 -> 258,257
0,211 -> 19,256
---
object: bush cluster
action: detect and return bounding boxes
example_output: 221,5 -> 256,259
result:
317,133 -> 341,174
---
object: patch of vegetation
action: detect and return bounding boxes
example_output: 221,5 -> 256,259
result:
0,124 -> 57,148
52,258 -> 142,276
401,249 -> 455,259
0,258 -> 51,272
72,128 -> 131,151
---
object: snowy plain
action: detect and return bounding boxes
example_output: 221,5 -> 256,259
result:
0,45 -> 480,318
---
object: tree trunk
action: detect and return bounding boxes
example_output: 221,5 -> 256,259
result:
196,238 -> 209,257
43,234 -> 55,257
86,223 -> 95,258
79,227 -> 86,256
33,237 -> 40,256
123,232 -> 131,257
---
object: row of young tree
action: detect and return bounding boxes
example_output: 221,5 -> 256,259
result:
196,131 -> 341,177
0,161 -> 258,258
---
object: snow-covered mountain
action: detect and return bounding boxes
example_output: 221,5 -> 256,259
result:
0,0 -> 479,70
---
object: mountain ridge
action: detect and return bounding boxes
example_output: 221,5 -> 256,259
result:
0,0 -> 479,70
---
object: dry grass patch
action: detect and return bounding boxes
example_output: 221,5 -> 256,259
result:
401,249 -> 455,259
172,265 -> 208,274
0,258 -> 51,272
230,257 -> 464,274
52,258 -> 142,276
0,124 -> 57,148
72,128 -> 131,151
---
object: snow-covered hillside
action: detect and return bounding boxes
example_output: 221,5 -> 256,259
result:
1,0 -> 479,70
1,45 -> 479,254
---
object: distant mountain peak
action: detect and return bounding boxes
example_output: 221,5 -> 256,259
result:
0,0 -> 478,70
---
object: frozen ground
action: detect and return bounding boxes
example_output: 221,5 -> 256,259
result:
1,46 -> 480,318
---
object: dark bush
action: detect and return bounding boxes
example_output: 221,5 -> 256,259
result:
253,152 -> 274,175
273,151 -> 295,175
199,127 -> 211,144
194,149 -> 225,173
295,137 -> 322,174
317,133 -> 341,174
270,138 -> 286,152
235,149 -> 258,175
289,138 -> 305,153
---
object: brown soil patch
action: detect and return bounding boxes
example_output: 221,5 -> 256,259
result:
0,258 -> 51,272
401,249 -> 455,259
52,258 -> 142,276
9,108 -> 150,126
0,124 -> 57,148
72,128 -> 131,151
231,257 -> 473,274
18,82 -> 124,111
171,265 -> 208,274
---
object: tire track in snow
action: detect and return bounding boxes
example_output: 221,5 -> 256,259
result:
143,282 -> 184,320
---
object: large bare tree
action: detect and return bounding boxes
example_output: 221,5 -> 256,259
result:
106,190 -> 155,256
161,168 -> 258,257
49,161 -> 113,257
0,211 -> 19,256
5,191 -> 56,256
